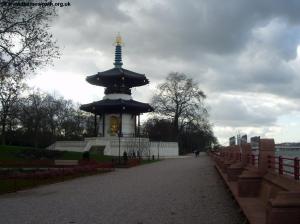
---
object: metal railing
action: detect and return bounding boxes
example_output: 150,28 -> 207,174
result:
268,155 -> 299,180
247,154 -> 259,167
209,150 -> 300,180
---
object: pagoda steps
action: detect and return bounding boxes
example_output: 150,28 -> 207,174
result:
47,137 -> 179,158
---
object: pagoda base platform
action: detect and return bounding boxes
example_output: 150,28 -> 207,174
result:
47,137 -> 179,158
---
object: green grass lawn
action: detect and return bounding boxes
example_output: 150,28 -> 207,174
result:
0,145 -> 114,162
0,145 -> 36,161
0,145 -> 163,163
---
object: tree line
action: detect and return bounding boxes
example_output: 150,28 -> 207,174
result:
0,73 -> 217,153
0,87 -> 96,148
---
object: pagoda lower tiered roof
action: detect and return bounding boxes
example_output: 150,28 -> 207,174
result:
86,68 -> 149,87
80,99 -> 154,114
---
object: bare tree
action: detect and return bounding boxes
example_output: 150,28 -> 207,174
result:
0,70 -> 25,144
0,0 -> 59,75
152,72 -> 207,139
16,91 -> 90,147
0,1 -> 59,145
20,91 -> 49,148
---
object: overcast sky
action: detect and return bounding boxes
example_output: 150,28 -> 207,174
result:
28,0 -> 300,145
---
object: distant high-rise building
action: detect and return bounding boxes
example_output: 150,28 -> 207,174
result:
241,135 -> 247,144
250,136 -> 260,149
229,136 -> 236,146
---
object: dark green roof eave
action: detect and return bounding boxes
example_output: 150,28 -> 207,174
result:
86,67 -> 149,87
80,99 -> 154,114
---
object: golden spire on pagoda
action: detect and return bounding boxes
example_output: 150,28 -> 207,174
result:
115,33 -> 123,46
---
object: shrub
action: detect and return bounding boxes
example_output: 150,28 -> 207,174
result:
82,151 -> 90,160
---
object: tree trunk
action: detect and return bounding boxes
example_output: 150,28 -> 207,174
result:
34,125 -> 39,149
173,114 -> 179,141
1,121 -> 6,145
1,114 -> 7,145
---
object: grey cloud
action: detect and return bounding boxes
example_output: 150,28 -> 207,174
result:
49,0 -> 300,100
121,0 -> 300,59
42,0 -> 300,134
209,96 -> 277,127
252,19 -> 300,60
203,42 -> 300,99
52,0 -> 132,53
208,93 -> 299,128
53,0 -> 300,61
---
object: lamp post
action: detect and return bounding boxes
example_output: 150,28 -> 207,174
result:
118,131 -> 122,164
157,131 -> 160,160
138,114 -> 141,157
94,114 -> 97,137
118,112 -> 123,164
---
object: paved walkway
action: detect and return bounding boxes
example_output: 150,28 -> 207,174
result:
0,154 -> 243,224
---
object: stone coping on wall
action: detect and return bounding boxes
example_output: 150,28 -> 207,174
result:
214,162 -> 300,224
215,165 -> 266,224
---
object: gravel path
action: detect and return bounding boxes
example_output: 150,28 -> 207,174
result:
0,153 -> 243,224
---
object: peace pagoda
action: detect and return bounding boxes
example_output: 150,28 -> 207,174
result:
80,34 -> 153,137
48,35 -> 178,158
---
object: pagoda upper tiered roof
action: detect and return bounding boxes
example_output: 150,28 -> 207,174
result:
86,67 -> 149,87
80,34 -> 154,116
